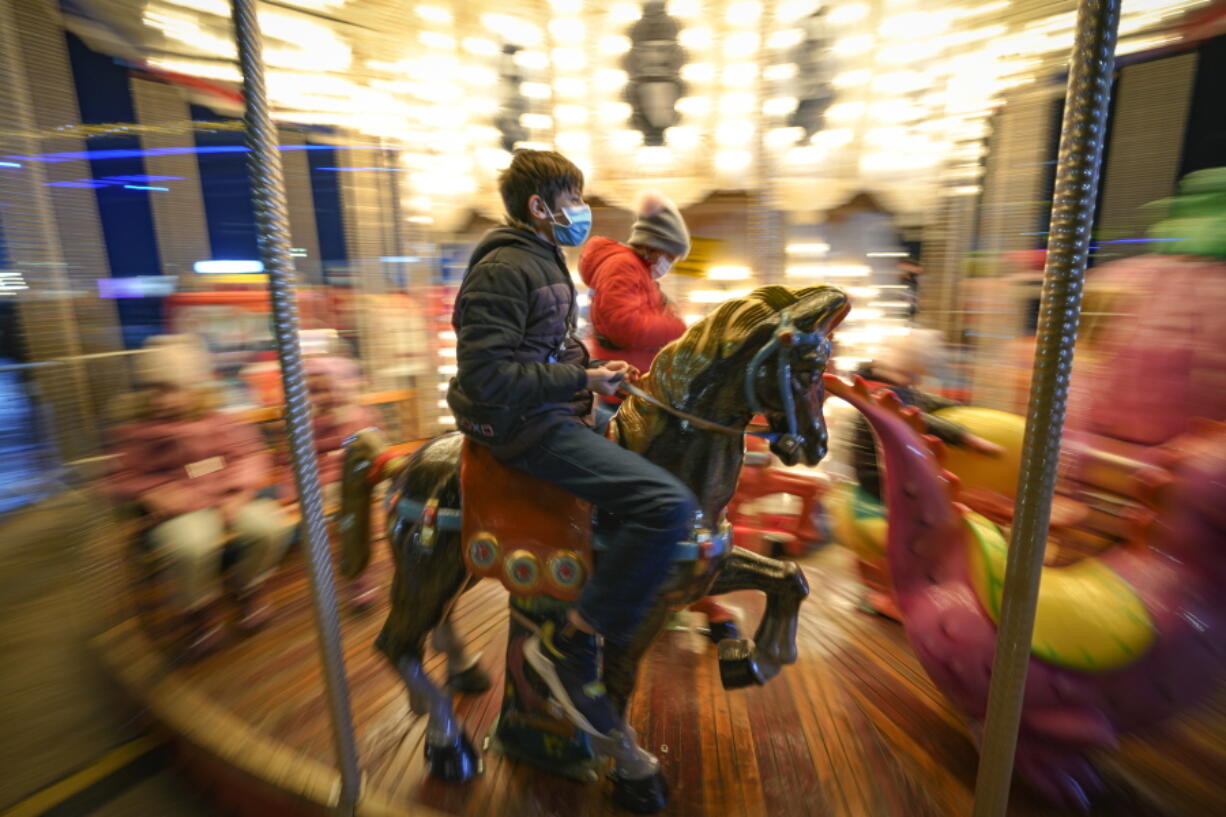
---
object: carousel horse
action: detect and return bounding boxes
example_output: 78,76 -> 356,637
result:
826,373 -> 1226,811
338,285 -> 848,812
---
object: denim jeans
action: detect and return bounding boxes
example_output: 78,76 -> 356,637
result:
504,420 -> 697,644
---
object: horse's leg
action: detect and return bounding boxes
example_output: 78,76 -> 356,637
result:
432,579 -> 492,693
705,546 -> 809,688
587,599 -> 673,813
377,527 -> 481,781
604,600 -> 672,716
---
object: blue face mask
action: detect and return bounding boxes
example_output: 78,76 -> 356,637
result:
544,202 -> 592,246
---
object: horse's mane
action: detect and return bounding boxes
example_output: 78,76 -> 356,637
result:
615,284 -> 838,452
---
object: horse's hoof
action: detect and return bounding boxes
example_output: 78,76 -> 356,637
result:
718,639 -> 769,689
610,770 -> 669,814
424,733 -> 482,782
448,662 -> 492,694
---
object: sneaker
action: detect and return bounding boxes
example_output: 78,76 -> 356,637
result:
234,587 -> 273,633
347,571 -> 380,612
705,619 -> 741,644
181,606 -> 224,662
524,621 -> 623,738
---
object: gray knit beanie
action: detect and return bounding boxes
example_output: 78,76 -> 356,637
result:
628,192 -> 690,260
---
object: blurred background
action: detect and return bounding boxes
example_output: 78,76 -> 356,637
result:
2,0 -> 1224,813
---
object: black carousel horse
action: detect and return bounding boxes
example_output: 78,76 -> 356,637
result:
338,285 -> 849,812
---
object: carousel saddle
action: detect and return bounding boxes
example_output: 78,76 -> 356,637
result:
459,439 -> 594,601
454,439 -> 728,602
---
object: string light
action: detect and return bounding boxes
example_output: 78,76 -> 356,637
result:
768,29 -> 804,49
708,265 -> 752,280
669,0 -> 703,16
417,31 -> 455,50
608,2 -> 640,23
519,113 -> 553,130
667,126 -> 701,149
828,3 -> 870,24
514,51 -> 550,70
680,28 -> 714,49
726,1 -> 763,24
520,82 -> 553,99
595,69 -> 629,91
764,64 -> 798,81
415,5 -> 452,23
723,32 -> 760,58
786,242 -> 831,256
715,150 -> 753,172
554,105 -> 588,125
716,121 -> 755,146
554,78 -> 588,97
763,97 -> 798,116
599,35 -> 632,54
550,18 -> 586,40
682,63 -> 716,82
676,96 -> 712,116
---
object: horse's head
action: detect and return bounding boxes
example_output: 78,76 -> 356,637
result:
740,287 -> 848,466
639,284 -> 849,467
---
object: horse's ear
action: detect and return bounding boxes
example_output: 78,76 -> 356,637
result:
792,287 -> 850,336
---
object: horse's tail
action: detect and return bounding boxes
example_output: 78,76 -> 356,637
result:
339,427 -> 387,579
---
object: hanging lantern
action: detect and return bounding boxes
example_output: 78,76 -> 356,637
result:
622,0 -> 686,147
495,44 -> 530,152
787,9 -> 835,143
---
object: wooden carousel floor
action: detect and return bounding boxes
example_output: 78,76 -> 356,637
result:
97,538 -> 1226,817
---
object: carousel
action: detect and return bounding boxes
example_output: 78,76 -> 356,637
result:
64,0 -> 1226,815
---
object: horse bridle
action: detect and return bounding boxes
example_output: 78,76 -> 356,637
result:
617,309 -> 829,456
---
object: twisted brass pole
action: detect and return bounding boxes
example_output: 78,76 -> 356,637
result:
972,0 -> 1120,814
229,0 -> 361,811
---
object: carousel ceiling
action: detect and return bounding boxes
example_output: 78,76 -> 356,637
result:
63,0 -> 1212,224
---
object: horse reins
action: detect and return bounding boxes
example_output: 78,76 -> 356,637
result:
616,379 -> 747,436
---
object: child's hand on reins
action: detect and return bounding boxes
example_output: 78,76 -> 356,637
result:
604,360 -> 641,381
586,366 -> 626,396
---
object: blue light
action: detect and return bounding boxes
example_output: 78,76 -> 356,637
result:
194,260 -> 265,274
0,161 -> 21,168
104,174 -> 184,183
319,167 -> 404,172
380,256 -> 421,263
4,144 -> 339,164
98,276 -> 178,298
123,184 -> 170,191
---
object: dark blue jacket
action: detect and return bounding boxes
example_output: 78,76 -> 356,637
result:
447,226 -> 594,458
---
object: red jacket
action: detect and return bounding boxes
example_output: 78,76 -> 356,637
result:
108,413 -> 270,517
579,237 -> 686,401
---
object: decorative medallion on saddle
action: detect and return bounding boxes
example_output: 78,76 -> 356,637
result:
458,439 -> 730,601
459,439 -> 594,601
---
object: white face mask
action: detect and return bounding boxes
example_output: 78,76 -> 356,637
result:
650,255 -> 673,279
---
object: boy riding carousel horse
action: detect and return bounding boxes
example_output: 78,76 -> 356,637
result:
446,150 -> 699,742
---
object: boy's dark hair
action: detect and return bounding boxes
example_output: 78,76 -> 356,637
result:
499,150 -> 585,225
